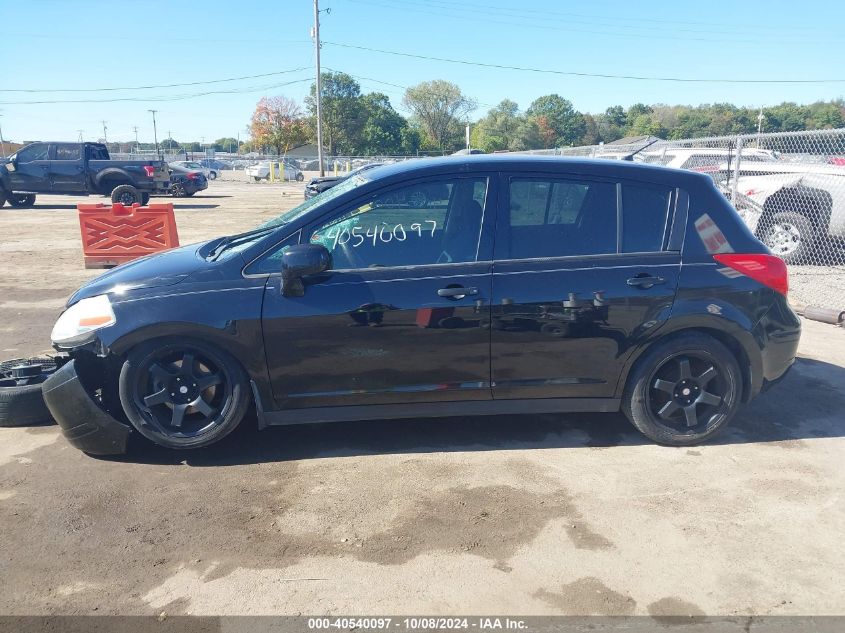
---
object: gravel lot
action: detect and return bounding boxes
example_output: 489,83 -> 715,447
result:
1,180 -> 844,616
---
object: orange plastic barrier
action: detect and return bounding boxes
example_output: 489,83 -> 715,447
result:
77,202 -> 179,268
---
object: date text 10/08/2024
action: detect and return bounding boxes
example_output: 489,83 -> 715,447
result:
307,617 -> 528,630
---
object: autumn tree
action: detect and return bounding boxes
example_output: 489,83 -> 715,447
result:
250,96 -> 309,156
403,80 -> 476,151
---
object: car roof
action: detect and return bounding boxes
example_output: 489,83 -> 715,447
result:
364,154 -> 712,186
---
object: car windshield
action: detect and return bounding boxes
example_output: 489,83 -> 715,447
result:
258,174 -> 371,230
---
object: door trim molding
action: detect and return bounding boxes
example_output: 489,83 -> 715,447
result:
261,397 -> 621,426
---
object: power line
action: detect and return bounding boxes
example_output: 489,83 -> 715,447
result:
0,67 -> 311,93
323,41 -> 845,84
0,78 -> 315,105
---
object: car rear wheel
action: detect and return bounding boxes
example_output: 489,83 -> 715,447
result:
110,184 -> 141,206
295,172 -> 304,182
622,333 -> 741,446
8,193 -> 36,208
170,182 -> 187,197
759,211 -> 814,264
208,171 -> 217,180
118,338 -> 251,449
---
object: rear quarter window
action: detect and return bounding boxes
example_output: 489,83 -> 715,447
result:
621,183 -> 672,252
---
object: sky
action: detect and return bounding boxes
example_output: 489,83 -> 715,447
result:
2,0 -> 845,145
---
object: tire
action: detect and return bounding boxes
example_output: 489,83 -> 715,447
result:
253,176 -> 262,182
0,358 -> 59,427
170,183 -> 186,198
208,171 -> 217,180
0,188 -> 6,207
8,193 -> 36,208
758,211 -> 815,264
110,184 -> 141,206
622,333 -> 741,446
118,338 -> 251,449
295,172 -> 304,182
140,193 -> 151,206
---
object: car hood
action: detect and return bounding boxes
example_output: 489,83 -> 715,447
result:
66,243 -> 206,306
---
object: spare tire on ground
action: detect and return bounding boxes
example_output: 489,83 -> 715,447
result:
0,357 -> 63,427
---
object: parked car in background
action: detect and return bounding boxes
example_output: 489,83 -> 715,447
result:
170,161 -> 217,180
639,148 -> 780,172
304,163 -> 384,199
199,158 -> 233,171
716,160 -> 845,263
167,164 -> 208,197
246,161 -> 304,182
0,141 -> 169,207
43,155 -> 799,456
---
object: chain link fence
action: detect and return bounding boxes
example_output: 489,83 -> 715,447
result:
522,129 -> 845,312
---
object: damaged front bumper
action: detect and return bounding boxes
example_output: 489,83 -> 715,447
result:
42,359 -> 131,455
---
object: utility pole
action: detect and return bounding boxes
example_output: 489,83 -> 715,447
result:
148,110 -> 160,158
133,126 -> 139,154
313,0 -> 325,176
77,129 -> 84,142
101,120 -> 108,146
756,107 -> 765,148
168,130 -> 172,152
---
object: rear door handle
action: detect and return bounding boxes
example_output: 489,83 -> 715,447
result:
626,275 -> 665,289
438,286 -> 478,298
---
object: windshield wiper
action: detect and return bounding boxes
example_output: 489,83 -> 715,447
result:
205,227 -> 274,261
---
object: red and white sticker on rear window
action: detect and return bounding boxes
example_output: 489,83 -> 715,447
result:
694,213 -> 734,255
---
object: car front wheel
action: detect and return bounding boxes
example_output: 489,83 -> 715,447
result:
8,193 -> 36,208
118,338 -> 251,449
622,333 -> 741,446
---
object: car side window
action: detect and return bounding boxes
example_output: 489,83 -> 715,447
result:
17,144 -> 49,162
244,231 -> 301,275
88,146 -> 109,160
55,145 -> 81,160
309,177 -> 488,269
621,183 -> 673,253
505,177 -> 616,259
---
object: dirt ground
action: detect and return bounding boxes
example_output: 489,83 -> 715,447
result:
0,181 -> 844,616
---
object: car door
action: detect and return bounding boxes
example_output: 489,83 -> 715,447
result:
259,174 -> 496,411
8,142 -> 51,191
491,172 -> 685,401
49,143 -> 87,193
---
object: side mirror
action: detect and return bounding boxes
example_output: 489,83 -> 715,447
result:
281,243 -> 332,297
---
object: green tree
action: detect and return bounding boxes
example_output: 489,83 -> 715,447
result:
213,137 -> 240,152
306,72 -> 364,155
358,93 -> 407,155
403,80 -> 476,151
525,94 -> 586,147
472,99 -> 521,152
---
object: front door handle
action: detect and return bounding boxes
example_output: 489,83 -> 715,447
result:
627,275 -> 665,289
438,286 -> 478,299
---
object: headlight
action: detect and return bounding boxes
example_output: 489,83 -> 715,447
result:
51,294 -> 116,345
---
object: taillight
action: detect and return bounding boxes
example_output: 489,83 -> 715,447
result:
143,165 -> 155,177
713,253 -> 788,296
186,172 -> 198,180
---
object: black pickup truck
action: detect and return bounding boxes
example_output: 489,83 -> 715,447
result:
0,142 -> 170,208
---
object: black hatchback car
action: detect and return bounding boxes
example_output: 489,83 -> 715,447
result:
42,156 -> 800,455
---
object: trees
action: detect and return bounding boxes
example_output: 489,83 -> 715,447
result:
472,99 -> 521,152
358,93 -> 408,155
306,72 -> 364,155
525,94 -> 586,147
213,137 -> 240,152
403,80 -> 476,152
250,96 -> 309,156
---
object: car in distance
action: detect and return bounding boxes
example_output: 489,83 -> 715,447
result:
246,160 -> 304,182
304,163 -> 384,199
0,141 -> 170,207
42,156 -> 800,455
167,164 -> 208,197
170,160 -> 217,180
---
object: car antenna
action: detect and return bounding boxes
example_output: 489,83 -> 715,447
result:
621,138 -> 661,161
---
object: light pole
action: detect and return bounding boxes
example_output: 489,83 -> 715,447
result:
148,110 -> 160,158
0,114 -> 6,158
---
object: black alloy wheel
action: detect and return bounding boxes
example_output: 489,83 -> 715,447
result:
622,333 -> 741,445
118,339 -> 250,449
648,353 -> 726,430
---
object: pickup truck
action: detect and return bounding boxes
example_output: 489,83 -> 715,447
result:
0,142 -> 170,208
